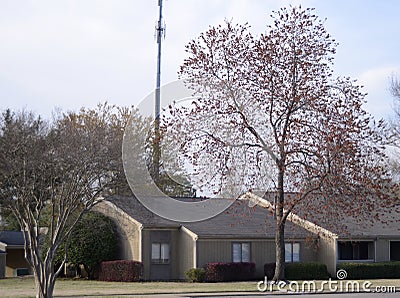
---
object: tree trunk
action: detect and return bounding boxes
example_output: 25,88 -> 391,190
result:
34,271 -> 55,298
273,220 -> 286,281
273,168 -> 286,282
28,241 -> 57,298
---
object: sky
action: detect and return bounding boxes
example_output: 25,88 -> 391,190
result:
0,0 -> 399,121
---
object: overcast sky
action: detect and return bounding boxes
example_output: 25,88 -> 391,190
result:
1,0 -> 399,121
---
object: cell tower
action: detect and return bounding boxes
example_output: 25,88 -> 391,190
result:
153,0 -> 165,183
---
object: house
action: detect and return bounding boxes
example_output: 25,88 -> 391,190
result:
94,194 -> 400,280
95,196 -> 384,280
0,231 -> 30,278
94,194 -> 321,280
322,208 -> 400,268
252,192 -> 400,275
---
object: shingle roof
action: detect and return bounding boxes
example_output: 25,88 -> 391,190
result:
0,231 -> 24,246
317,212 -> 400,238
106,196 -> 181,228
271,193 -> 400,239
106,196 -> 312,239
183,200 -> 310,238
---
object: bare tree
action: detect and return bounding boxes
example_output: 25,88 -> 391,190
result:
390,76 -> 400,136
390,76 -> 400,100
163,6 -> 395,281
387,76 -> 400,176
0,104 -> 132,298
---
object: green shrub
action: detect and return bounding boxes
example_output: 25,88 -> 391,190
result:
42,211 -> 118,279
337,262 -> 400,279
264,262 -> 330,280
185,268 -> 206,282
285,262 -> 330,280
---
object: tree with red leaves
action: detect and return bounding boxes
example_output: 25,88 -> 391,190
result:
163,6 -> 396,281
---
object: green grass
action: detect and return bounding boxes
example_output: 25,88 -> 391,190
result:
0,277 -> 399,297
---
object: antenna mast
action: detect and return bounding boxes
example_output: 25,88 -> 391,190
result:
154,0 -> 165,184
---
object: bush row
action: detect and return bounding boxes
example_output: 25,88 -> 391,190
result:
98,260 -> 143,282
206,262 -> 256,282
264,262 -> 330,280
337,262 -> 400,279
186,262 -> 330,282
98,260 -> 400,282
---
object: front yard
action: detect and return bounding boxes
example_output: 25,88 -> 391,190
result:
0,277 -> 399,297
0,277 -> 256,297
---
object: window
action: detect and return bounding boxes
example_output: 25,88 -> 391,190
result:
390,241 -> 400,261
338,241 -> 374,261
285,242 -> 300,262
151,242 -> 169,263
232,242 -> 250,262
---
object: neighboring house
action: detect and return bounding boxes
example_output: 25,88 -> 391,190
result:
253,193 -> 400,275
329,212 -> 400,265
0,231 -> 30,278
95,193 -> 399,280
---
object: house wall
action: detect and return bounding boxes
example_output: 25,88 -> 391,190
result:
301,241 -> 319,262
197,239 -> 232,266
375,239 -> 389,262
317,236 -> 337,276
170,230 -> 180,279
0,253 -> 5,279
178,228 -> 196,279
142,229 -> 180,280
142,229 -> 150,280
196,238 -> 317,279
375,238 -> 400,262
93,202 -> 142,261
5,249 -> 29,277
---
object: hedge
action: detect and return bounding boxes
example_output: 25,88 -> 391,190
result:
286,262 -> 330,280
98,260 -> 143,282
337,262 -> 400,279
185,268 -> 206,282
205,262 -> 255,282
264,262 -> 330,280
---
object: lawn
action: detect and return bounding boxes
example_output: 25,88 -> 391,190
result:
0,277 -> 257,298
0,277 -> 399,297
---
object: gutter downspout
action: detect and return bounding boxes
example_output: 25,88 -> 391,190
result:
181,226 -> 198,268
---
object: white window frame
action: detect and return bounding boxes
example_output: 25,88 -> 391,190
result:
285,242 -> 300,263
151,242 -> 170,264
232,242 -> 251,263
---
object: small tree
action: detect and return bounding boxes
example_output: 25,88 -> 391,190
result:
0,104 -> 132,298
45,212 -> 117,279
164,6 -> 395,281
